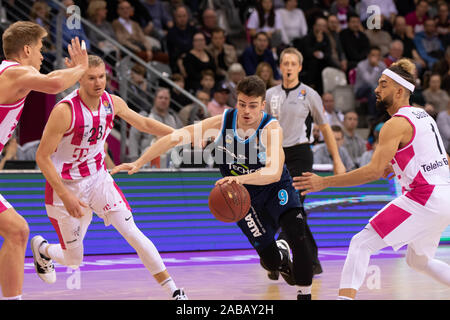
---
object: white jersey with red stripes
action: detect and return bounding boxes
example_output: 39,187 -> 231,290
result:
0,60 -> 26,152
390,106 -> 450,204
51,89 -> 115,180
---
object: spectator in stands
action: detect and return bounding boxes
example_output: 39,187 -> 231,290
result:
414,18 -> 445,69
169,73 -> 192,113
142,0 -> 174,41
366,121 -> 384,150
358,136 -> 377,167
166,5 -> 197,73
300,16 -> 334,94
198,8 -> 218,44
339,13 -> 371,70
181,32 -> 217,93
313,125 -> 356,171
53,0 -> 91,52
322,92 -> 344,127
326,14 -> 348,72
432,46 -> 450,93
354,46 -> 386,119
178,89 -> 211,126
86,1 -> 119,63
436,97 -> 450,154
112,1 -> 153,62
29,1 -> 55,73
240,32 -> 280,79
405,0 -> 430,34
311,123 -> 324,146
206,27 -> 238,81
435,1 -> 449,47
128,87 -> 182,162
342,111 -> 367,167
225,63 -> 246,107
423,73 -> 450,113
127,63 -> 153,112
207,81 -> 232,116
358,0 -> 398,27
276,0 -> 308,45
384,40 -> 404,67
0,137 -> 40,170
255,61 -> 281,89
329,0 -> 357,30
364,15 -> 392,57
392,15 -> 427,74
199,69 -> 216,97
246,0 -> 287,47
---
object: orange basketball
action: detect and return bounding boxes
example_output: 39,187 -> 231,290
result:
208,182 -> 251,223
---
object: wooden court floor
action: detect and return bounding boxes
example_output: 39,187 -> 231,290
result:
21,246 -> 450,300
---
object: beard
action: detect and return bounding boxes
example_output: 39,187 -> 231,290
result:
375,94 -> 393,112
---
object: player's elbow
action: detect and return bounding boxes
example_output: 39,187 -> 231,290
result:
46,78 -> 65,94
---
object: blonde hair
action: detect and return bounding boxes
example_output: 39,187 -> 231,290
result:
390,58 -> 416,76
87,0 -> 107,20
388,58 -> 416,93
2,21 -> 47,59
88,55 -> 105,68
280,47 -> 303,65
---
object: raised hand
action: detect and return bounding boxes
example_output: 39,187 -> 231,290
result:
65,37 -> 88,70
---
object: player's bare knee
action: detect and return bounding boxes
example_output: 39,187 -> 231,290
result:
7,221 -> 29,248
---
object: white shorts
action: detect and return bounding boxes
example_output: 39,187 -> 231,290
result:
0,193 -> 12,214
45,170 -> 131,250
369,185 -> 450,257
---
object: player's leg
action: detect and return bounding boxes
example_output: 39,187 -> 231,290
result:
31,205 -> 92,283
338,224 -> 387,299
106,209 -> 187,299
406,232 -> 450,286
0,207 -> 29,299
279,207 -> 314,300
282,145 -> 322,275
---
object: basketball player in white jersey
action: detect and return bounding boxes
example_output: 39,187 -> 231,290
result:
31,55 -> 187,299
0,21 -> 88,300
292,59 -> 450,299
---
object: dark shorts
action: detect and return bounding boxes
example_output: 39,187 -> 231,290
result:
237,175 -> 301,252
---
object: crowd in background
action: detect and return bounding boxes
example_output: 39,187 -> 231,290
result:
0,0 -> 449,169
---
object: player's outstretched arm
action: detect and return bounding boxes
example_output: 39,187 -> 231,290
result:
15,38 -> 88,94
111,115 -> 223,175
111,95 -> 175,137
293,117 -> 409,195
36,103 -> 88,218
319,123 -> 346,175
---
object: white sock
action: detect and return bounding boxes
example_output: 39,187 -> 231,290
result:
297,285 -> 312,295
337,295 -> 353,300
45,244 -> 66,265
3,295 -> 22,300
160,277 -> 177,296
38,242 -> 50,258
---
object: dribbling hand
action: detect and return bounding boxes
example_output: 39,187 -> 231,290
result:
215,176 -> 241,186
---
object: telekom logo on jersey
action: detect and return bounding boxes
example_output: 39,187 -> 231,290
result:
72,147 -> 89,162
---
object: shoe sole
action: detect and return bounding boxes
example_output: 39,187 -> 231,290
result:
30,236 -> 56,284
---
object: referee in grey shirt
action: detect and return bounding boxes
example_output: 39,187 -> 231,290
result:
265,47 -> 346,276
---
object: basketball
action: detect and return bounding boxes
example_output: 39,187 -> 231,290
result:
208,182 -> 251,223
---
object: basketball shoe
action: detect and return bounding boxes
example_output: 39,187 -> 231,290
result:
172,288 -> 188,300
276,239 -> 295,285
31,235 -> 56,284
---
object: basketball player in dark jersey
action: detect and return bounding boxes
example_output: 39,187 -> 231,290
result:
112,75 -> 315,300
